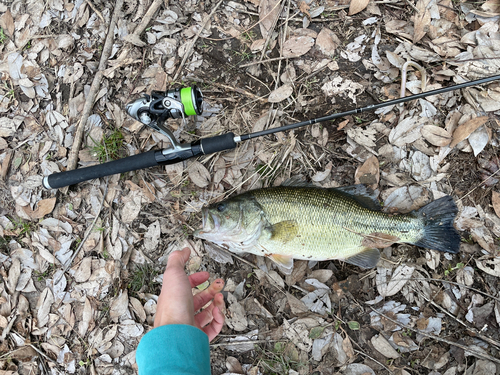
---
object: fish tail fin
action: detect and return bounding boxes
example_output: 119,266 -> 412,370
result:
413,196 -> 461,254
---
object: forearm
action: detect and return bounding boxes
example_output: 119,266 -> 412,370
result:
136,324 -> 211,375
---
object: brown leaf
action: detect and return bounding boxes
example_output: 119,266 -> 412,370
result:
188,160 -> 211,188
0,10 -> 14,37
362,232 -> 400,248
268,84 -> 294,103
413,0 -> 432,43
492,191 -> 500,219
259,0 -> 281,39
283,36 -> 315,58
22,198 -> 57,220
37,288 -> 54,328
110,290 -> 129,322
316,28 -> 340,56
355,156 -> 379,188
337,119 -> 349,130
450,116 -> 488,148
79,297 -> 93,337
421,125 -> 452,147
348,0 -> 370,15
298,1 -> 311,18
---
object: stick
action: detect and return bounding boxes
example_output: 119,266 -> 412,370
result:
65,0 -> 124,173
172,0 -> 224,81
132,0 -> 163,37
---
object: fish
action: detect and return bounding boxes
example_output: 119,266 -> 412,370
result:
193,182 -> 461,274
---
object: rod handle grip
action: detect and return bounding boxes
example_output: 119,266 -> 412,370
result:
200,132 -> 236,154
43,150 -> 160,189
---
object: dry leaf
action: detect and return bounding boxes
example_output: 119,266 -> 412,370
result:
311,161 -> 333,182
492,191 -> 500,219
268,84 -> 293,103
188,160 -> 211,188
298,1 -> 311,18
110,289 -> 129,322
468,125 -> 490,157
421,125 -> 452,147
37,288 -> 54,328
22,198 -> 57,220
355,156 -> 379,188
475,257 -> 500,277
371,334 -> 400,358
259,0 -> 281,39
0,10 -> 14,37
413,0 -> 432,43
362,233 -> 399,248
349,0 -> 370,15
316,28 -> 340,56
79,297 -> 93,337
283,36 -> 315,58
377,265 -> 415,297
450,116 -> 488,148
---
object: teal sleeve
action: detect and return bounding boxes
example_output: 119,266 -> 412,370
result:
136,324 -> 211,375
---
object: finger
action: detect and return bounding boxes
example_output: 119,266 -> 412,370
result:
166,248 -> 191,271
188,272 -> 210,288
194,303 -> 214,328
193,279 -> 224,311
203,305 -> 225,342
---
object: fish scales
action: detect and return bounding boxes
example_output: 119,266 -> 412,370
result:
250,187 -> 423,260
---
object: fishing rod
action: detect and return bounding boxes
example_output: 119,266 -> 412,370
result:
42,74 -> 500,189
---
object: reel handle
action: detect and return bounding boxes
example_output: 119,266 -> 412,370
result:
42,133 -> 237,189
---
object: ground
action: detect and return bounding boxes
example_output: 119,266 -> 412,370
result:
1,0 -> 500,374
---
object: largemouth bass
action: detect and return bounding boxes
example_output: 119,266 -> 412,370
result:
194,184 -> 460,274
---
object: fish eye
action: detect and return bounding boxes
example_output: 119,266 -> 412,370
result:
216,203 -> 226,212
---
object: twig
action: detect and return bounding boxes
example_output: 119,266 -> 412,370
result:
173,0 -> 224,81
367,305 -> 500,365
354,349 -> 394,374
85,0 -> 105,23
240,55 -> 303,69
192,77 -> 268,103
54,179 -> 109,283
65,0 -> 124,173
132,0 -> 163,36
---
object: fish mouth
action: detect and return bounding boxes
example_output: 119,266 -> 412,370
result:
194,207 -> 220,237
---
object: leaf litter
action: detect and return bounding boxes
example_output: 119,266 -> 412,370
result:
1,0 -> 500,374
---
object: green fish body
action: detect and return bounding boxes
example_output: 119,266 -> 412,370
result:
194,184 -> 460,273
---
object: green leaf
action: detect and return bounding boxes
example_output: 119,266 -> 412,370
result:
309,326 -> 325,339
274,342 -> 285,352
196,280 -> 209,290
13,157 -> 22,169
348,321 -> 360,330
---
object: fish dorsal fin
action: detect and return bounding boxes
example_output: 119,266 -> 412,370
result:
281,176 -> 315,187
269,254 -> 294,274
331,185 -> 381,211
269,220 -> 298,244
344,248 -> 380,269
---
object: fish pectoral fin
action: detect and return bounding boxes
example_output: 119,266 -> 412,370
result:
269,254 -> 294,270
344,248 -> 380,269
270,220 -> 298,244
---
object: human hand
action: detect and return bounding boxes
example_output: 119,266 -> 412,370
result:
154,247 -> 225,342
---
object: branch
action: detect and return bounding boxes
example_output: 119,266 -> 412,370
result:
66,0 -> 124,173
